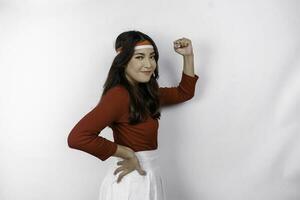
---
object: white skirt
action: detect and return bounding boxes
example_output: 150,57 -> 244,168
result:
98,149 -> 166,200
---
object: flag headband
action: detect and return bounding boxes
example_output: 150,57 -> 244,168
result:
116,40 -> 154,54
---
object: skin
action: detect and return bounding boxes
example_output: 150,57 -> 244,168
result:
113,37 -> 195,183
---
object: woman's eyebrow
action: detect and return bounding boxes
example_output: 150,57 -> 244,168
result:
134,52 -> 156,56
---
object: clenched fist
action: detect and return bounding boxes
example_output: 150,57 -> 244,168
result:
173,37 -> 194,56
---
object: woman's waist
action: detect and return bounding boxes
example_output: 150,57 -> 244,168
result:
115,148 -> 160,170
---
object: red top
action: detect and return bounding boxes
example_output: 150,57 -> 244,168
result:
68,72 -> 199,161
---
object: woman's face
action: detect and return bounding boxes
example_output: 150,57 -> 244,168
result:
125,48 -> 156,85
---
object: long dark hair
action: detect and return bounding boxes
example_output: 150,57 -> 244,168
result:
101,30 -> 161,125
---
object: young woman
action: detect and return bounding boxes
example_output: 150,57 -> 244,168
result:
67,30 -> 199,200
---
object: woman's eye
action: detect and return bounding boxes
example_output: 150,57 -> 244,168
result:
135,56 -> 155,60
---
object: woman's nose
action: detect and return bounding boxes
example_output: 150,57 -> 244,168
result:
144,58 -> 152,68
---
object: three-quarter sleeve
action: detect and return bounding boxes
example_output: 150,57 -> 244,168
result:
67,86 -> 129,161
159,71 -> 199,106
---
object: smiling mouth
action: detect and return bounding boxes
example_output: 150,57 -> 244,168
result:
141,71 -> 152,75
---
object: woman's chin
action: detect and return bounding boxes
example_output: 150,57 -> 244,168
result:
137,78 -> 151,84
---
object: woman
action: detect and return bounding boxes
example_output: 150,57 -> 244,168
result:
67,30 -> 199,200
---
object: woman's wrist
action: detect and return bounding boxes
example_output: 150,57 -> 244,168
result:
123,146 -> 135,159
113,144 -> 135,159
183,53 -> 194,58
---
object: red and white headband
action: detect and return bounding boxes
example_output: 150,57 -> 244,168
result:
116,40 -> 153,54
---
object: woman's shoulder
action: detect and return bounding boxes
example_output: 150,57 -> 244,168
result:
103,84 -> 129,101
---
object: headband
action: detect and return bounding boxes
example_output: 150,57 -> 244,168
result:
116,40 -> 154,54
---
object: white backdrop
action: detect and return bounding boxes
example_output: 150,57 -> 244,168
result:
1,0 -> 300,200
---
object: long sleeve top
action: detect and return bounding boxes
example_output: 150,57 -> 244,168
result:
67,71 -> 199,161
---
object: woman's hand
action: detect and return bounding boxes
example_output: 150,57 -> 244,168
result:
113,152 -> 147,183
173,37 -> 194,56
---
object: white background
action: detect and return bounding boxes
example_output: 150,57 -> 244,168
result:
0,0 -> 299,199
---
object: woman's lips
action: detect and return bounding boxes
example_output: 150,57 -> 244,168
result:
141,71 -> 152,75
